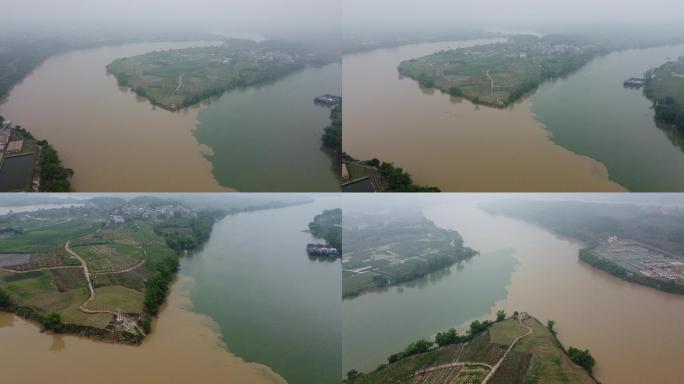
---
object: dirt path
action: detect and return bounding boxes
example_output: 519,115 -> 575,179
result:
415,361 -> 493,376
486,69 -> 494,94
64,241 -> 114,315
93,259 -> 145,276
482,317 -> 534,383
0,265 -> 82,274
174,73 -> 184,94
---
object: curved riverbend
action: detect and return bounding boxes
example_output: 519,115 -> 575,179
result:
343,40 -> 624,191
0,41 -> 231,192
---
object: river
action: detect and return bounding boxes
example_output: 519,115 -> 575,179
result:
0,42 -> 339,192
530,44 -> 684,191
194,63 -> 341,192
342,196 -> 684,384
342,39 -> 628,192
181,197 -> 342,383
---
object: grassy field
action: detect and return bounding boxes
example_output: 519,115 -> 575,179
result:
514,318 -> 595,384
89,285 -> 144,314
73,243 -> 144,274
0,219 -> 95,252
489,317 -> 529,345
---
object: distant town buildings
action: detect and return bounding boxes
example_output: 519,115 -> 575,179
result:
314,94 -> 342,107
306,243 -> 339,257
110,215 -> 125,224
0,128 -> 11,152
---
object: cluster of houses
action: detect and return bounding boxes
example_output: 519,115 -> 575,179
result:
623,77 -> 645,88
112,203 -> 199,221
0,128 -> 11,153
109,215 -> 126,224
314,94 -> 342,107
306,243 -> 339,257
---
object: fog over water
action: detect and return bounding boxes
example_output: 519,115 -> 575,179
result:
2,0 -> 339,37
344,0 -> 684,31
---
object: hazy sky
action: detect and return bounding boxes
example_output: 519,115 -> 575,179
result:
2,0 -> 339,35
344,0 -> 684,30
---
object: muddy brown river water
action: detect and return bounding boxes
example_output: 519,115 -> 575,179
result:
427,199 -> 684,383
0,41 -> 232,192
342,40 -> 624,192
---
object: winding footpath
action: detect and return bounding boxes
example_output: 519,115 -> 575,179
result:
0,265 -> 82,273
481,317 -> 534,383
64,240 -> 112,314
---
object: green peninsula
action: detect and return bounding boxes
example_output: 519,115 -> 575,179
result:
0,197 -> 222,343
342,208 -> 476,297
644,56 -> 684,130
107,39 -> 335,110
346,313 -> 597,384
398,35 -> 599,107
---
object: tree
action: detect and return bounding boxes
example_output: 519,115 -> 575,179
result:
547,320 -> 556,334
567,347 -> 596,373
435,328 -> 459,346
346,370 -> 360,380
43,312 -> 64,332
141,317 -> 151,334
449,86 -> 463,96
0,287 -> 10,308
387,352 -> 403,364
496,310 -> 507,322
417,73 -> 435,88
404,339 -> 432,356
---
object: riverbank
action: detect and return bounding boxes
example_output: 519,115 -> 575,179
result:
0,275 -> 287,384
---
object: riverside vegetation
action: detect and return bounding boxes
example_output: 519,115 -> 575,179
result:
644,56 -> 684,130
308,208 -> 342,253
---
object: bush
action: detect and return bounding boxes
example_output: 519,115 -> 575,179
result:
435,328 -> 459,346
0,288 -> 10,308
404,339 -> 433,356
449,86 -> 463,96
567,347 -> 596,373
42,312 -> 64,332
496,310 -> 507,322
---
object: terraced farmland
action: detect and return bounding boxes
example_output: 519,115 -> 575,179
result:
347,316 -> 596,384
